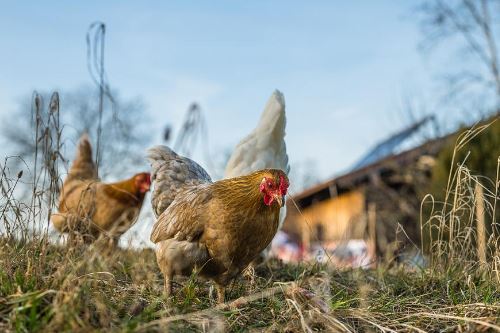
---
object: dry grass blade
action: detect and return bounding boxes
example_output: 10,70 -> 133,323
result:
402,312 -> 500,331
136,284 -> 295,331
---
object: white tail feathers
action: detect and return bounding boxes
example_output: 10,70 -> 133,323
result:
224,90 -> 289,179
256,90 -> 286,135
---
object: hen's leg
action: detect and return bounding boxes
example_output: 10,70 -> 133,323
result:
164,272 -> 173,297
216,284 -> 225,303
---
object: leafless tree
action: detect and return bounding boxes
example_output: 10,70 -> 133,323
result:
2,86 -> 151,180
418,0 -> 500,114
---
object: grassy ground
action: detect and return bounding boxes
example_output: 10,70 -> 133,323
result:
0,236 -> 498,332
1,116 -> 498,332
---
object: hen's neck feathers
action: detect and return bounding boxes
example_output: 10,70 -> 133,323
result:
103,177 -> 145,205
213,169 -> 284,214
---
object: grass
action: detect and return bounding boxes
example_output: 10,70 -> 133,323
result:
0,96 -> 499,332
0,236 -> 498,332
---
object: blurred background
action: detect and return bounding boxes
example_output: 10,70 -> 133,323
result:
1,1 -> 498,265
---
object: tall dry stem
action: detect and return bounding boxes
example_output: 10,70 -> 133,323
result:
475,182 -> 487,270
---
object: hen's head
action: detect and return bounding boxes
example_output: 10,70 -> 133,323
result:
134,172 -> 151,194
259,170 -> 289,207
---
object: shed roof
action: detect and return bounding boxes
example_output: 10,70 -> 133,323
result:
352,115 -> 439,170
292,127 -> 450,208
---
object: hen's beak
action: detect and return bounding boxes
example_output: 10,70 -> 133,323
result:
274,194 -> 283,207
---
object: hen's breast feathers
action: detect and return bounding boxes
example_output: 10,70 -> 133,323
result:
147,146 -> 212,218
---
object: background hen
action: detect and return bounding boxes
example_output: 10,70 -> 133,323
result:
51,134 -> 151,245
148,145 -> 288,302
224,90 -> 290,259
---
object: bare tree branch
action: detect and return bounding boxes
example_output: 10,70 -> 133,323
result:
1,86 -> 151,181
417,0 -> 500,114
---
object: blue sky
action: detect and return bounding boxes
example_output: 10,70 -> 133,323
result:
0,1 -> 454,183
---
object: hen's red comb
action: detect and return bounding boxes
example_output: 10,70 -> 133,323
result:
279,174 -> 289,195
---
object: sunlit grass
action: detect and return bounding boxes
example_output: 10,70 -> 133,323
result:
0,236 -> 498,332
0,100 -> 498,331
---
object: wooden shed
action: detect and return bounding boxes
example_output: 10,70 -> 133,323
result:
283,119 -> 450,258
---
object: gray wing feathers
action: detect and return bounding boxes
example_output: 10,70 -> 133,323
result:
150,184 -> 212,243
147,145 -> 212,217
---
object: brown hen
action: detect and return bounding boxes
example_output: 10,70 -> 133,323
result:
148,146 -> 289,302
52,134 -> 150,245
